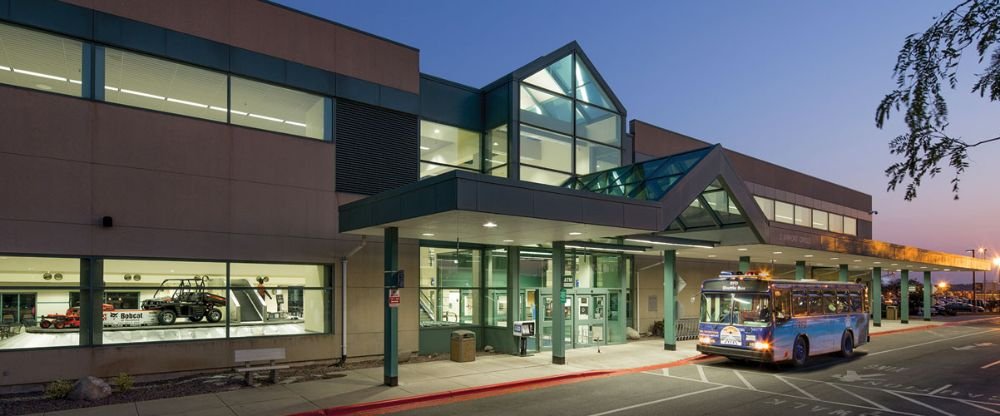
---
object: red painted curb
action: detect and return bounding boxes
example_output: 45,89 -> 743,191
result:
288,353 -> 709,416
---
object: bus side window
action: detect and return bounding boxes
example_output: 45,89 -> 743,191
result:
792,291 -> 808,317
836,291 -> 849,313
823,291 -> 837,314
808,290 -> 823,315
773,289 -> 790,320
850,292 -> 862,313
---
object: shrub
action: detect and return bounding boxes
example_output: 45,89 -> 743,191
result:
45,379 -> 73,399
112,372 -> 134,393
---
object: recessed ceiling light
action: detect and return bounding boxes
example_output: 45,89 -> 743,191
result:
433,129 -> 440,134
830,257 -> 839,260
568,232 -> 583,236
483,222 -> 498,228
920,266 -> 928,269
420,146 -> 430,150
494,142 -> 499,146
503,239 -> 514,243
737,248 -> 748,251
853,260 -> 862,262
891,264 -> 898,266
421,233 -> 435,237
804,255 -> 813,258
873,261 -> 881,264
772,251 -> 782,255
707,254 -> 717,258
944,269 -> 950,271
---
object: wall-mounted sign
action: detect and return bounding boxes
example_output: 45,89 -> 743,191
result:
388,289 -> 401,308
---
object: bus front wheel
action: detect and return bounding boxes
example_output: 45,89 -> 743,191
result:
839,331 -> 855,358
792,337 -> 808,367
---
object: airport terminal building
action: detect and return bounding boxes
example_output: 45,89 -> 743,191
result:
0,0 -> 990,386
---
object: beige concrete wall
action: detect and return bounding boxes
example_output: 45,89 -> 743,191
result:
58,0 -> 420,93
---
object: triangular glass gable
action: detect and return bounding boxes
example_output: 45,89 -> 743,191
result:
562,146 -> 712,200
575,54 -> 614,110
665,181 -> 748,231
523,54 -> 573,96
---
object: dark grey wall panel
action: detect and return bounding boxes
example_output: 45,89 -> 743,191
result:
484,84 -> 509,129
286,61 -> 335,96
335,99 -> 419,195
380,86 -> 420,115
165,31 -> 228,72
0,0 -> 10,19
420,76 -> 482,131
336,74 -> 379,106
9,0 -> 91,39
230,47 -> 285,84
93,12 -> 164,55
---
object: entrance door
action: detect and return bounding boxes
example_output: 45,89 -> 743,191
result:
538,292 -> 573,351
575,294 -> 607,347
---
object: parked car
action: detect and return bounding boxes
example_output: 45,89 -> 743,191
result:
944,302 -> 985,313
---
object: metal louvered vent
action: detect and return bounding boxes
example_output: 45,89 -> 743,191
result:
335,99 -> 419,195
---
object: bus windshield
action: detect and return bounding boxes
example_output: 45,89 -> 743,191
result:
700,293 -> 771,327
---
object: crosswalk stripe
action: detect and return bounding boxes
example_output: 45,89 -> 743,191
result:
775,375 -> 818,400
733,371 -> 756,390
886,391 -> 955,416
958,400 -> 1000,414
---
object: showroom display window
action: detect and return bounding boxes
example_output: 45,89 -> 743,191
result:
0,256 -> 331,350
485,249 -> 508,327
0,256 -> 83,350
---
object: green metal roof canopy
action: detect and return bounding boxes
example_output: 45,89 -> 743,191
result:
562,146 -> 712,200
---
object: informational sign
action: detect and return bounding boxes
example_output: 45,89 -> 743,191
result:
102,310 -> 159,327
388,288 -> 401,308
513,320 -> 535,337
562,275 -> 574,289
385,270 -> 405,288
560,291 -> 567,304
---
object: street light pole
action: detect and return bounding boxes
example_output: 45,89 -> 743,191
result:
966,249 -> 977,313
979,248 -> 988,313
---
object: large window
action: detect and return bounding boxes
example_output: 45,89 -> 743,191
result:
0,256 -> 82,350
0,23 -> 83,97
485,249 -> 508,327
755,195 -> 860,237
486,125 -> 509,178
420,120 -> 481,179
519,54 -> 622,185
104,48 -> 228,123
100,259 -> 328,345
230,76 -> 327,140
419,247 -> 480,326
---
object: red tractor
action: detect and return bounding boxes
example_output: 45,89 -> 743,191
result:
39,304 -> 114,329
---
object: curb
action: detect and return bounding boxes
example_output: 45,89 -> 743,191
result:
289,354 -> 710,416
870,315 -> 999,337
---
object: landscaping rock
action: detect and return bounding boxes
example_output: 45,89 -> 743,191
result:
68,376 -> 112,401
626,327 -> 641,340
484,345 -> 495,352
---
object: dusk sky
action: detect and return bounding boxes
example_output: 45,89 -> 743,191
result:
277,0 -> 1000,283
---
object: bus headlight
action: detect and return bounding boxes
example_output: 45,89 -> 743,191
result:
752,341 -> 771,351
698,335 -> 713,345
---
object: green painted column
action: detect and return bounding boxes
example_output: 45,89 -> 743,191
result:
839,264 -> 849,282
552,242 -> 566,365
872,267 -> 882,327
507,247 -> 520,353
795,261 -> 806,280
738,256 -> 751,273
664,250 -> 677,351
923,271 -> 932,321
383,227 -> 399,386
900,270 -> 909,324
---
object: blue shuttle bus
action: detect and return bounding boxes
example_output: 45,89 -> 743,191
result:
696,272 -> 869,366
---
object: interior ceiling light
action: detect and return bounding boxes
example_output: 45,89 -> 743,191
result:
624,237 -> 715,249
483,221 -> 498,228
105,85 -> 306,127
421,233 -> 435,237
503,239 -> 514,243
568,232 -> 583,236
772,251 -> 782,255
737,248 -> 748,251
830,257 -> 839,260
420,146 -> 430,150
803,254 -> 813,258
853,259 -> 862,262
707,254 -> 717,258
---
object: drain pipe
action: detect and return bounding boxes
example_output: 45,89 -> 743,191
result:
338,236 -> 367,367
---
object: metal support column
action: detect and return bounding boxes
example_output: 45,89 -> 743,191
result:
795,261 -> 806,281
79,258 -> 103,347
552,242 -> 566,364
872,267 -> 882,327
923,271 -> 932,321
383,227 -> 399,386
664,250 -> 677,351
839,264 -> 849,282
507,246 -> 520,354
738,256 -> 750,273
900,270 -> 909,323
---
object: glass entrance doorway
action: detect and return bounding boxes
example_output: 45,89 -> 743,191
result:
535,289 -> 616,350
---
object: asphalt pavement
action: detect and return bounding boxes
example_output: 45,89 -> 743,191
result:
394,317 -> 1000,416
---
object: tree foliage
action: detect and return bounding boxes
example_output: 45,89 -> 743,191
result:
876,0 -> 1000,200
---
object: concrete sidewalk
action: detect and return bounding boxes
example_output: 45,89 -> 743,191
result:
22,316 -> 989,416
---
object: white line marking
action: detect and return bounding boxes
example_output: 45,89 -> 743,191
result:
663,367 -> 670,377
776,375 -> 818,400
733,371 -> 756,390
827,382 -> 891,411
886,391 -> 955,416
869,328 -> 1000,356
929,384 -> 952,395
586,385 -> 728,416
656,373 -> 919,415
982,360 -> 1000,369
696,365 -> 708,383
959,400 -> 1000,414
781,375 -> 1000,407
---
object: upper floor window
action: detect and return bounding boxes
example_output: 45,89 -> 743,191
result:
754,195 -> 860,237
230,76 -> 327,140
0,23 -> 82,97
518,53 -> 622,186
420,120 -> 481,179
104,48 -> 228,123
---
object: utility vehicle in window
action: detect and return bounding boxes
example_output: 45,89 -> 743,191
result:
140,276 -> 227,325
